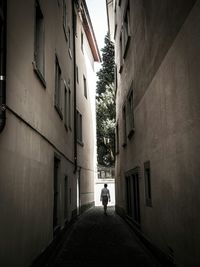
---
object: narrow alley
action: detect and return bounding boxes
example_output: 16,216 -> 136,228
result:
1,0 -> 200,266
35,207 -> 162,267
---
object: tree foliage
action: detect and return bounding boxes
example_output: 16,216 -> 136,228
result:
96,34 -> 115,166
96,33 -> 115,98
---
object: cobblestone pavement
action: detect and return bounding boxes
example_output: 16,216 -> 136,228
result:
46,206 -> 162,267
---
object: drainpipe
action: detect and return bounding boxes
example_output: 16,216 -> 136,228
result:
72,0 -> 77,173
0,0 -> 6,133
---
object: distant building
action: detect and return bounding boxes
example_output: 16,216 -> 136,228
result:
0,0 -> 99,266
108,0 -> 200,266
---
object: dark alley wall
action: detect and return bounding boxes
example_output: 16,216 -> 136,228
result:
114,0 -> 200,266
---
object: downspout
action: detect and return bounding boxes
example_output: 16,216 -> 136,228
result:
72,0 -> 77,173
0,0 -> 6,133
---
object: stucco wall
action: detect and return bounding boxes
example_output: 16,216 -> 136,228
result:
75,8 -> 97,210
0,0 -> 77,266
115,0 -> 200,265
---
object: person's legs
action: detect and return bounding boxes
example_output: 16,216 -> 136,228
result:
104,203 -> 107,214
102,196 -> 108,215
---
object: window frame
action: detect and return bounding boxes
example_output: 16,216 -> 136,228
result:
76,65 -> 79,84
119,30 -> 123,73
83,75 -> 87,99
33,0 -> 46,87
144,161 -> 152,207
122,0 -> 131,58
127,88 -> 134,139
76,110 -> 83,145
63,0 -> 68,41
114,0 -> 117,39
68,26 -> 72,58
114,64 -> 118,93
55,56 -> 63,119
81,31 -> 84,52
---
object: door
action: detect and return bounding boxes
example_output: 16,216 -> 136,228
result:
64,176 -> 68,220
126,168 -> 140,226
53,157 -> 60,232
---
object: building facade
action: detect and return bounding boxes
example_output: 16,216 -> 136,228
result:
0,0 -> 99,266
74,0 -> 100,213
111,0 -> 200,266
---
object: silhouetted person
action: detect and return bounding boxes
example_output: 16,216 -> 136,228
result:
100,184 -> 110,215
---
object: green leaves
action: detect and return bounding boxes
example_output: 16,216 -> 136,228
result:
96,33 -> 115,97
96,34 -> 115,167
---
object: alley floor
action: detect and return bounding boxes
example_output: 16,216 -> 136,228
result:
41,206 -> 163,267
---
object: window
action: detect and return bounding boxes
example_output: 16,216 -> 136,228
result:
74,14 -> 77,37
122,105 -> 127,146
81,31 -> 83,51
144,161 -> 152,207
119,31 -> 123,73
55,56 -> 62,118
126,168 -> 140,224
68,26 -> 72,58
63,0 -> 67,38
83,75 -> 87,98
76,110 -> 83,144
114,0 -> 117,39
64,84 -> 68,128
114,64 -> 118,92
76,65 -> 79,83
115,123 -> 119,154
68,85 -> 72,129
122,0 -> 131,58
34,0 -> 45,85
127,89 -> 134,138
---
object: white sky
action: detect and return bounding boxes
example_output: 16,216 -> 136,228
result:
86,0 -> 108,52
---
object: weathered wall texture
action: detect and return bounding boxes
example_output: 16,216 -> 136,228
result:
115,0 -> 200,265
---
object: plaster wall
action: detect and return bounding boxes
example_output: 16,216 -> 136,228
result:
115,0 -> 200,265
0,0 -> 76,266
75,10 -> 97,209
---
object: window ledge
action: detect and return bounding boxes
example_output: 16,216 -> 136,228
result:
32,61 -> 46,88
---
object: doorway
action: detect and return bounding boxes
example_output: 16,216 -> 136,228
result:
125,168 -> 140,226
53,156 -> 60,234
